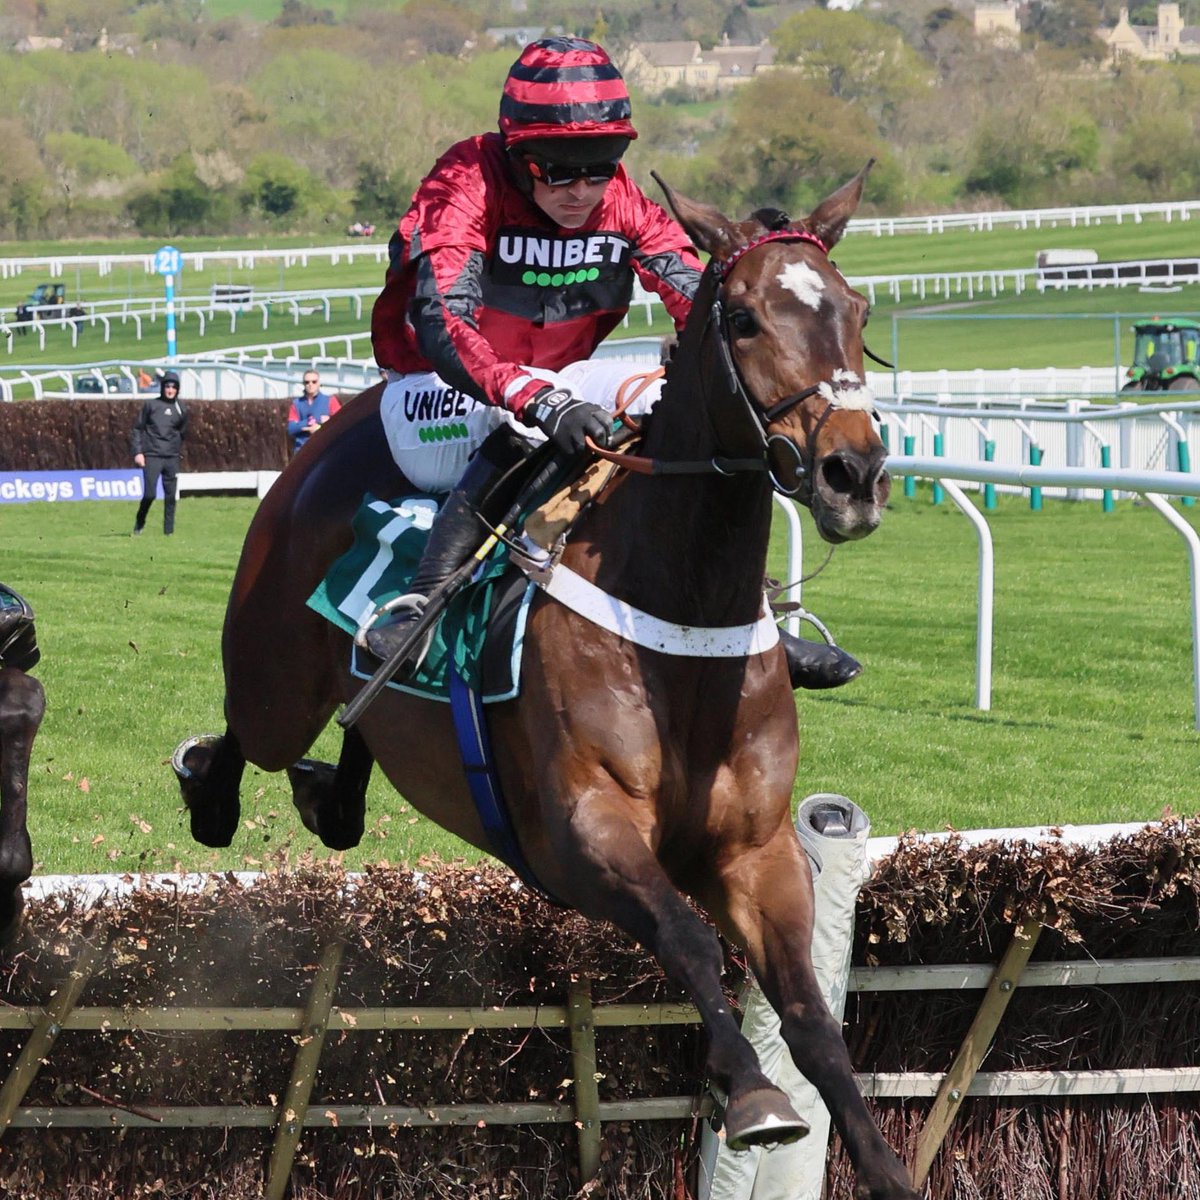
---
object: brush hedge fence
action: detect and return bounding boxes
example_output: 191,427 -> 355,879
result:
0,398 -> 294,472
0,820 -> 1198,1200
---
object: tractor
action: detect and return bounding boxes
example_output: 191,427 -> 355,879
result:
13,283 -> 85,332
1122,317 -> 1200,393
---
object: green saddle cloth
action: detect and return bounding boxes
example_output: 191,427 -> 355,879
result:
306,494 -> 525,702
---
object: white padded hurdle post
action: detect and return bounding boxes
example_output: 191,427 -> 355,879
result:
700,793 -> 872,1200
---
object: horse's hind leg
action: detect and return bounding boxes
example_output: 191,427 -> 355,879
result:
0,670 -> 45,938
287,724 -> 372,851
550,810 -> 808,1150
705,829 -> 918,1200
173,729 -> 246,848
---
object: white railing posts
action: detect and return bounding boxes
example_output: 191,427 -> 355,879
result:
887,456 -> 1200,730
771,496 -> 805,640
939,479 -> 994,711
1142,494 -> 1200,729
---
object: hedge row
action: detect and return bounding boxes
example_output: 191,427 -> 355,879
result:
0,399 -> 292,471
1,820 -> 1198,1198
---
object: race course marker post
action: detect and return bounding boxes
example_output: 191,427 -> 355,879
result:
154,244 -> 182,362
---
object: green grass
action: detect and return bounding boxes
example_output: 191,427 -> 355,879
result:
14,498 -> 476,880
781,489 -> 1200,833
7,489 -> 1197,878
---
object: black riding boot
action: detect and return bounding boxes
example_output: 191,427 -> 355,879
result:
780,629 -> 862,690
364,431 -> 528,664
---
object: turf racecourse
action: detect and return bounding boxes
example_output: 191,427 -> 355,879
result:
5,488 -> 1197,876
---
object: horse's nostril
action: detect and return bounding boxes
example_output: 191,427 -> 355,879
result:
819,454 -> 853,496
875,469 -> 892,505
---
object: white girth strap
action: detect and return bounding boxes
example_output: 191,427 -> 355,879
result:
536,563 -> 780,658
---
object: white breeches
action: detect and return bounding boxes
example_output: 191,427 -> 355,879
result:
379,359 -> 663,494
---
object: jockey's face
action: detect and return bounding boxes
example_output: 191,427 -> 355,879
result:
531,175 -> 609,229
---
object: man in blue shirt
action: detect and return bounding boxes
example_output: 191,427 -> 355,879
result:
287,370 -> 341,456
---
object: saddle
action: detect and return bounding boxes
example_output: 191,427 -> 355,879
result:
0,584 -> 40,672
308,495 -> 535,703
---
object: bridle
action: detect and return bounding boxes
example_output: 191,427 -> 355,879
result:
592,227 -> 883,499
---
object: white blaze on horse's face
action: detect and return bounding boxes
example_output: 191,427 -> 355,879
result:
818,369 -> 876,412
776,260 -> 826,311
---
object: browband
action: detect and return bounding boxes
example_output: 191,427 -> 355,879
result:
711,229 -> 828,282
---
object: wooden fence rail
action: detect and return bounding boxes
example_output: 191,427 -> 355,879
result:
1,929 -> 1196,1195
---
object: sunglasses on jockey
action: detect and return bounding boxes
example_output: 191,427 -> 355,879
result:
524,156 -> 620,188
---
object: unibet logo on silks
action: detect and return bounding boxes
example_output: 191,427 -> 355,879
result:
402,385 -> 474,422
493,229 -> 633,288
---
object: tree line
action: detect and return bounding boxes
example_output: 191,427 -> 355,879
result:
0,0 -> 1197,242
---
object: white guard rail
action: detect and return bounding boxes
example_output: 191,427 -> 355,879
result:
2,200 -> 1195,281
884,456 -> 1200,730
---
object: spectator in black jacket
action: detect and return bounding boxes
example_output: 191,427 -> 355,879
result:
130,371 -> 188,536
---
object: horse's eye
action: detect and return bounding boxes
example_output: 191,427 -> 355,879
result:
728,308 -> 758,337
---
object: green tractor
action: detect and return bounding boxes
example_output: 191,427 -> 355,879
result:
13,282 -> 85,332
1122,317 -> 1200,393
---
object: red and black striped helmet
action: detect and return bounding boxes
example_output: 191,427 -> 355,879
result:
499,37 -> 637,146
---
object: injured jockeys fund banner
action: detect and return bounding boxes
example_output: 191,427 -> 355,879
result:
0,470 -> 160,504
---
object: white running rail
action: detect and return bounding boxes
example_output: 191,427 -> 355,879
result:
885,457 -> 1200,729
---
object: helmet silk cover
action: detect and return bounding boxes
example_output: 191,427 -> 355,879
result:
500,36 -> 636,146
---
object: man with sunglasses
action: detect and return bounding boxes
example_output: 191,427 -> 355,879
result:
366,37 -> 861,692
287,369 -> 341,456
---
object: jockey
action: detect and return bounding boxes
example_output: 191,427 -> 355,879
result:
366,35 -> 860,691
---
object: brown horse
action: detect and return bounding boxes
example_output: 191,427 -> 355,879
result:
177,168 -> 914,1198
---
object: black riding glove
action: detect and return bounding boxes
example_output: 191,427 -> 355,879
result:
526,386 -> 612,454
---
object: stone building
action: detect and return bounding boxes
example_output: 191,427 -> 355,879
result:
1101,3 -> 1200,60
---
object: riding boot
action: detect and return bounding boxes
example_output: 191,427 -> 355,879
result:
364,430 -> 529,664
780,629 -> 862,690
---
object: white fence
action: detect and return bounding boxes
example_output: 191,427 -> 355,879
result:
878,457 -> 1200,729
0,242 -> 389,281
846,198 -> 1199,237
2,200 -> 1195,283
877,397 -> 1200,502
0,352 -> 381,403
1,288 -> 377,356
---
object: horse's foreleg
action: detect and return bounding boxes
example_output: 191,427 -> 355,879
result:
706,828 -> 918,1200
287,724 -> 372,851
551,808 -> 808,1151
0,670 -> 44,937
174,729 -> 246,848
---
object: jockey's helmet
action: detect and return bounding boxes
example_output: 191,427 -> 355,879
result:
499,37 -> 636,149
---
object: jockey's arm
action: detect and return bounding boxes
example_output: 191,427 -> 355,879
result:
408,245 -> 563,419
631,246 -> 702,330
626,190 -> 704,329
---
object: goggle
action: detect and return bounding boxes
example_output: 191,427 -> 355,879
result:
525,157 -> 620,188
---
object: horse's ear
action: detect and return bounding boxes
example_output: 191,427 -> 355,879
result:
651,171 -> 740,263
801,158 -> 873,252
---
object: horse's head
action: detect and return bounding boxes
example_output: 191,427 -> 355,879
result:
655,164 -> 890,544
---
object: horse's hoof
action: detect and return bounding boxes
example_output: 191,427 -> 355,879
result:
173,734 -> 241,847
172,734 -> 223,788
287,758 -> 335,839
288,759 -> 365,851
723,1086 -> 810,1151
